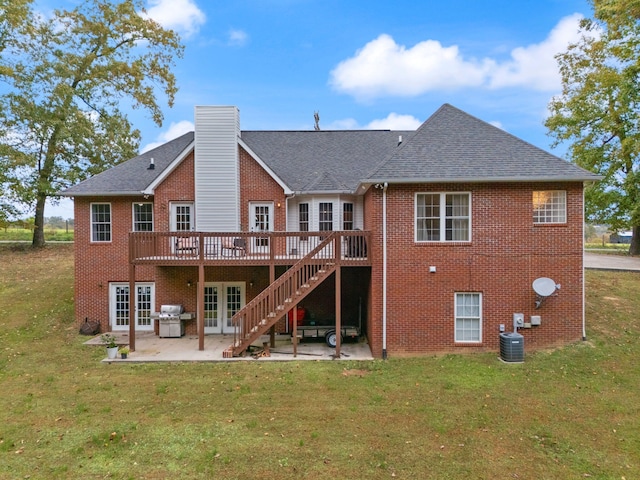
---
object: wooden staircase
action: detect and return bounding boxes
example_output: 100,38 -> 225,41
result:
225,233 -> 339,357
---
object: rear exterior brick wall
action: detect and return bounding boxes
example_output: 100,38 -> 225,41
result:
74,146 -> 586,358
364,182 -> 584,357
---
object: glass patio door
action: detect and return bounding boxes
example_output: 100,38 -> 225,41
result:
109,283 -> 155,331
203,283 -> 245,334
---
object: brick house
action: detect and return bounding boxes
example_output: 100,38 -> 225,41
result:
61,104 -> 599,358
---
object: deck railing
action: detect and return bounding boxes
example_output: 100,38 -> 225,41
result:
129,230 -> 370,265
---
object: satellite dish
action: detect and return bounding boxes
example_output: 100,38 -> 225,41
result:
532,277 -> 558,297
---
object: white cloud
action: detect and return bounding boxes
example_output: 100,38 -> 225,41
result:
330,14 -> 586,99
143,0 -> 206,38
489,13 -> 584,90
325,113 -> 422,130
330,34 -> 492,100
141,120 -> 194,153
228,29 -> 249,46
366,113 -> 422,130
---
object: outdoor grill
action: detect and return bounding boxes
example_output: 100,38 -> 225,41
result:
157,304 -> 185,338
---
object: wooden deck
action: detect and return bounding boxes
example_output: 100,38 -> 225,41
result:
129,230 -> 371,267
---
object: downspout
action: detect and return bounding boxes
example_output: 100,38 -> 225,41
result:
582,187 -> 587,341
382,182 -> 388,359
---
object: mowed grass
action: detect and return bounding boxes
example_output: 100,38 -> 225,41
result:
1,244 -> 639,479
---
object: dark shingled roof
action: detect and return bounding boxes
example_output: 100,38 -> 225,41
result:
60,104 -> 599,197
365,104 -> 600,183
61,132 -> 194,196
241,130 -> 411,192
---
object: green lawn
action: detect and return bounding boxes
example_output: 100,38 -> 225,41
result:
1,244 -> 638,479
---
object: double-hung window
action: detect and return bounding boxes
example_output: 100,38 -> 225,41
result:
133,203 -> 153,231
455,293 -> 482,342
91,203 -> 111,242
533,191 -> 566,224
416,193 -> 470,242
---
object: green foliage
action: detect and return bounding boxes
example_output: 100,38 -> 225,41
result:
545,0 -> 640,253
0,0 -> 184,246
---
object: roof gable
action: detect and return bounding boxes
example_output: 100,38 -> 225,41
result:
364,104 -> 600,183
61,132 -> 194,196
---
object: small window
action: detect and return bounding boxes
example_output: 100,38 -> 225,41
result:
343,203 -> 354,230
133,203 -> 153,231
455,293 -> 482,343
91,203 -> 111,242
416,193 -> 470,242
299,203 -> 309,240
319,202 -> 333,232
533,191 -> 566,224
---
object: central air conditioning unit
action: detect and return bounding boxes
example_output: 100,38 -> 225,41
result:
499,332 -> 524,363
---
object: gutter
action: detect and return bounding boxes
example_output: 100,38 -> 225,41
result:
364,175 -> 603,184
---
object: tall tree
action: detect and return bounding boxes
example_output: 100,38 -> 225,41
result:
545,0 -> 640,255
0,0 -> 183,247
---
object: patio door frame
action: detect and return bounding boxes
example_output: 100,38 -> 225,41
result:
202,282 -> 246,334
109,282 -> 155,331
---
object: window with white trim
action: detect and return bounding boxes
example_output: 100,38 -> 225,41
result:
133,203 -> 153,231
299,203 -> 309,240
533,191 -> 566,224
343,203 -> 354,230
319,202 -> 333,232
91,203 -> 111,242
455,293 -> 482,342
416,193 -> 470,242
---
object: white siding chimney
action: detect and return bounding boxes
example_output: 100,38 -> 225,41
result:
194,106 -> 241,231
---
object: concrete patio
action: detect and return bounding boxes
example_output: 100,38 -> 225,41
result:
85,332 -> 374,363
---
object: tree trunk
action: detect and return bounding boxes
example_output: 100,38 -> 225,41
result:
630,225 -> 640,256
31,192 -> 46,248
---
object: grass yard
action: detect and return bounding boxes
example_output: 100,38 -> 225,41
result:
0,227 -> 73,242
0,244 -> 639,479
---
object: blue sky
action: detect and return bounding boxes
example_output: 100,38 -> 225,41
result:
41,0 -> 593,218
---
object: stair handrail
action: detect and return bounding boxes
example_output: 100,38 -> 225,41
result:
232,232 -> 338,351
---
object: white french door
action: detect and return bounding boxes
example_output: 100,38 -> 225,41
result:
249,202 -> 273,254
109,283 -> 155,331
170,202 -> 194,232
203,282 -> 245,334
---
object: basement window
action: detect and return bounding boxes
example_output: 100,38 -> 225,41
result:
455,292 -> 482,343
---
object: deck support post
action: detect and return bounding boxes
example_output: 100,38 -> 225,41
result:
292,303 -> 298,358
129,264 -> 136,352
269,263 -> 276,348
198,263 -> 205,351
335,237 -> 342,358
